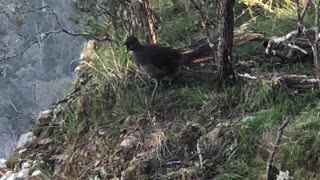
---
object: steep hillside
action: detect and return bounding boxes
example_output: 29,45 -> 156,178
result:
2,37 -> 320,179
1,1 -> 320,179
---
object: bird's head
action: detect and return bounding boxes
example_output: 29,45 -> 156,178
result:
124,36 -> 141,51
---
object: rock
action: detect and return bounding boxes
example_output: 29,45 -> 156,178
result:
120,135 -> 139,148
0,167 -> 29,180
21,162 -> 31,169
16,132 -> 34,149
0,160 -> 36,180
0,172 -> 15,180
38,110 -> 51,120
277,170 -> 292,180
15,168 -> 29,178
0,159 -> 5,168
74,65 -> 81,73
31,170 -> 41,176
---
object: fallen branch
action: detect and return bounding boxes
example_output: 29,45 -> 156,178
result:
178,27 -> 265,65
266,118 -> 290,180
263,28 -> 319,62
196,139 -> 203,168
238,72 -> 320,90
280,74 -> 320,89
236,72 -> 257,80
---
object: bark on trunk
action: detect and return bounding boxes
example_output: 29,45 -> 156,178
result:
216,0 -> 236,84
131,0 -> 158,44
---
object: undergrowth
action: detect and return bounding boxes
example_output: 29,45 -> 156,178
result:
24,0 -> 320,179
84,39 -> 320,178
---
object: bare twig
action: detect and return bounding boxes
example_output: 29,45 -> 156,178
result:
238,72 -> 320,89
47,8 -> 114,42
295,0 -> 302,33
287,43 -> 308,54
266,118 -> 290,180
196,139 -> 203,168
20,1 -> 115,42
236,73 -> 257,80
0,2 -> 117,62
301,0 -> 312,20
190,0 -> 215,43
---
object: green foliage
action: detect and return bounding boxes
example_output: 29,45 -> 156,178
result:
81,17 -> 109,37
30,163 -> 53,180
57,0 -> 320,175
27,0 -> 320,179
280,102 -> 320,178
215,160 -> 264,180
61,107 -> 78,140
90,44 -> 134,78
86,44 -> 150,141
237,108 -> 283,160
153,0 -> 201,46
180,84 -> 212,109
280,63 -> 316,76
254,80 -> 273,105
236,90 -> 319,160
234,41 -> 266,59
250,15 -> 294,36
159,11 -> 200,46
237,0 -> 317,37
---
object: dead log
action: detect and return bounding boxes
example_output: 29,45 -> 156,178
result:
263,28 -> 320,62
278,74 -> 320,89
238,72 -> 320,90
178,25 -> 265,66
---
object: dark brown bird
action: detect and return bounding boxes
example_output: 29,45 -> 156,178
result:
124,36 -> 213,105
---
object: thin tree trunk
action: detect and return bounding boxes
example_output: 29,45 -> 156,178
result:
313,0 -> 320,89
131,0 -> 158,44
216,0 -> 236,85
143,0 -> 158,43
295,0 -> 302,33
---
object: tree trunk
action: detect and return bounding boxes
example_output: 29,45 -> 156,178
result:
313,0 -> 320,89
131,0 -> 158,44
216,0 -> 236,85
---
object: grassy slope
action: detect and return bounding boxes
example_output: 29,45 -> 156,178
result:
6,1 -> 320,179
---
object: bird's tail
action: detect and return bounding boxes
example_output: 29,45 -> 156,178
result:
178,38 -> 214,66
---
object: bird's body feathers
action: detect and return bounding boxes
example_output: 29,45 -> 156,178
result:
132,44 -> 182,78
123,35 -> 212,105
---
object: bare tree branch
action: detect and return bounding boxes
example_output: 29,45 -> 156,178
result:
266,118 -> 290,180
295,0 -> 302,33
0,2 -> 117,63
301,0 -> 312,20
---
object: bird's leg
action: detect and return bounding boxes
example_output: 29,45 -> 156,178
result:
150,78 -> 159,105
